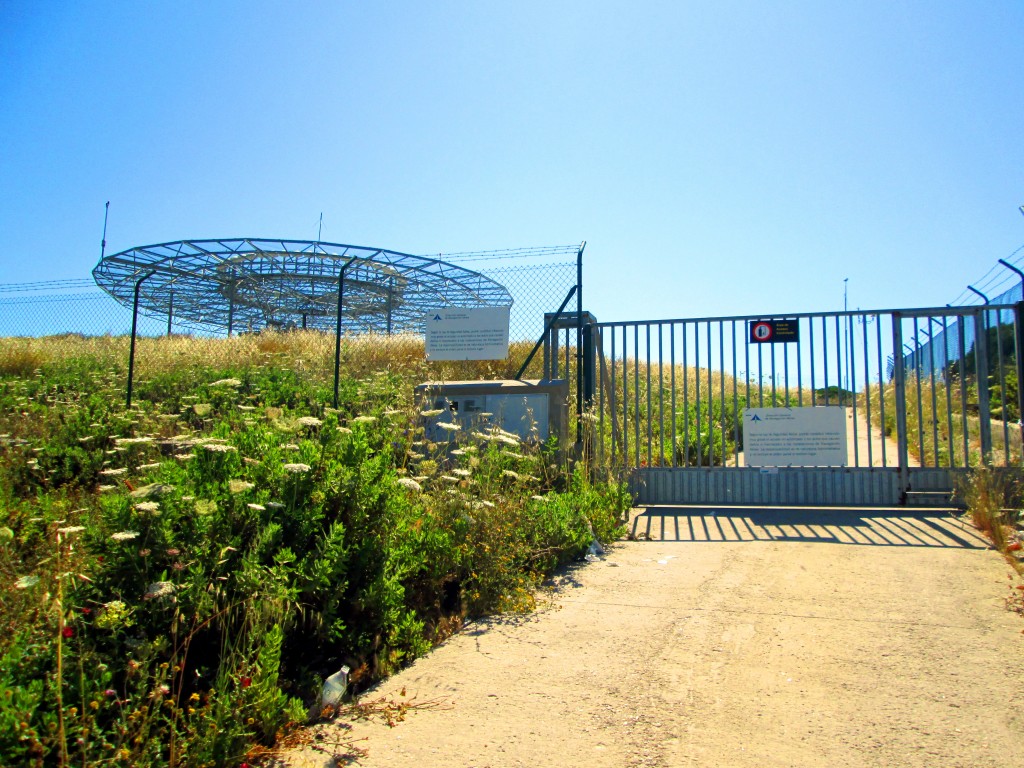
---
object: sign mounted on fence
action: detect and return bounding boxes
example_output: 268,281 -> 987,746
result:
744,407 -> 847,467
749,319 -> 799,343
424,307 -> 511,361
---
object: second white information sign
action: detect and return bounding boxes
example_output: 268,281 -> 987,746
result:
744,407 -> 848,467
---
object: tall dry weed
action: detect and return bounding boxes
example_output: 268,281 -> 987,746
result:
955,466 -> 1021,551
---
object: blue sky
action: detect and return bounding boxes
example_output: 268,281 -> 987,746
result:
2,1 -> 1022,323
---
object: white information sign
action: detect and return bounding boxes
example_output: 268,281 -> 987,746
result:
424,307 -> 510,361
744,407 -> 848,467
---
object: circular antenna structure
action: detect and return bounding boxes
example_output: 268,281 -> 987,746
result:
92,238 -> 513,334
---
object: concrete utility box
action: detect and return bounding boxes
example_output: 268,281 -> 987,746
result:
415,379 -> 569,445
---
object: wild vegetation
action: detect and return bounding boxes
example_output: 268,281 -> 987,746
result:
594,361 -> 806,469
0,332 -> 629,767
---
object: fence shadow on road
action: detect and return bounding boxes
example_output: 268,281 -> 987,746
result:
629,506 -> 988,548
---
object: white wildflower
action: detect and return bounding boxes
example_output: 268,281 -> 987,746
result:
137,462 -> 161,470
111,531 -> 139,542
397,477 -> 422,492
99,467 -> 128,477
57,525 -> 86,535
501,470 -> 521,480
114,437 -> 153,446
352,415 -> 377,424
144,581 -> 175,600
130,483 -> 174,498
202,443 -> 236,453
265,501 -> 285,510
436,422 -> 461,432
452,468 -> 472,478
98,484 -> 116,492
134,501 -> 160,513
297,416 -> 322,427
15,575 -> 39,589
210,378 -> 241,387
283,463 -> 311,474
336,426 -> 352,434
420,409 -> 444,418
247,503 -> 266,511
228,480 -> 254,493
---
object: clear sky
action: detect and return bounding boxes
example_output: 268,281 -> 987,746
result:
2,1 -> 1022,323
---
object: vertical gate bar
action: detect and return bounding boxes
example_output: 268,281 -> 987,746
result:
770,339 -> 777,406
912,317 -> 925,466
957,319 -> 970,466
732,320 -> 739,465
658,323 -> 665,466
564,327 -> 570,385
744,321 -> 751,414
796,318 -> 803,406
610,326 -> 618,467
974,309 -> 993,462
670,323 -> 677,468
783,337 -> 790,404
822,316 -> 831,406
683,322 -> 690,466
646,324 -> 653,468
995,307 -> 1009,464
695,322 -> 702,467
941,317 -> 955,468
167,291 -> 174,337
756,336 -> 764,408
630,323 -> 638,468
707,321 -> 714,464
834,315 -> 843,405
892,313 -> 910,494
862,313 -> 873,466
876,314 -> 887,467
621,325 -> 628,468
719,321 -> 726,466
928,317 -> 940,467
809,317 -> 817,406
850,313 -> 859,467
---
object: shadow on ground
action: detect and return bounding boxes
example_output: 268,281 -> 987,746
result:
629,506 -> 988,548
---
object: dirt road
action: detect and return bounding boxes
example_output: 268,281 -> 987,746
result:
282,508 -> 1024,768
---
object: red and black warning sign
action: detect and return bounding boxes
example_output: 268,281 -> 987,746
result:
749,319 -> 799,344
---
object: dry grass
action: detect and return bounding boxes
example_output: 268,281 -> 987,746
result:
0,332 -> 551,387
864,376 -> 1021,468
0,341 -> 50,376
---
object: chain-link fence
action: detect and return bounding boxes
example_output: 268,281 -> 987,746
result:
0,250 -> 583,415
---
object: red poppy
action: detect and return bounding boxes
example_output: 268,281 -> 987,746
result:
62,626 -> 74,638
240,676 -> 252,688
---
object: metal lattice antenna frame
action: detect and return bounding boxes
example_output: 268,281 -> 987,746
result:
92,238 -> 514,334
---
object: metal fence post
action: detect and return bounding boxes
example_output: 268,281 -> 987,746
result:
891,313 -> 910,496
974,308 -> 993,463
575,241 -> 585,446
334,258 -> 356,409
166,290 -> 174,337
126,271 -> 154,410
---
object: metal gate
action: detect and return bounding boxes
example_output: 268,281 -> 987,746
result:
589,304 -> 1022,506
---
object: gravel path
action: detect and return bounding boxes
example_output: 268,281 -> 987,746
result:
280,508 -> 1024,768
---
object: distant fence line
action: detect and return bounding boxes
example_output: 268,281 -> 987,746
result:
895,281 -> 1022,380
